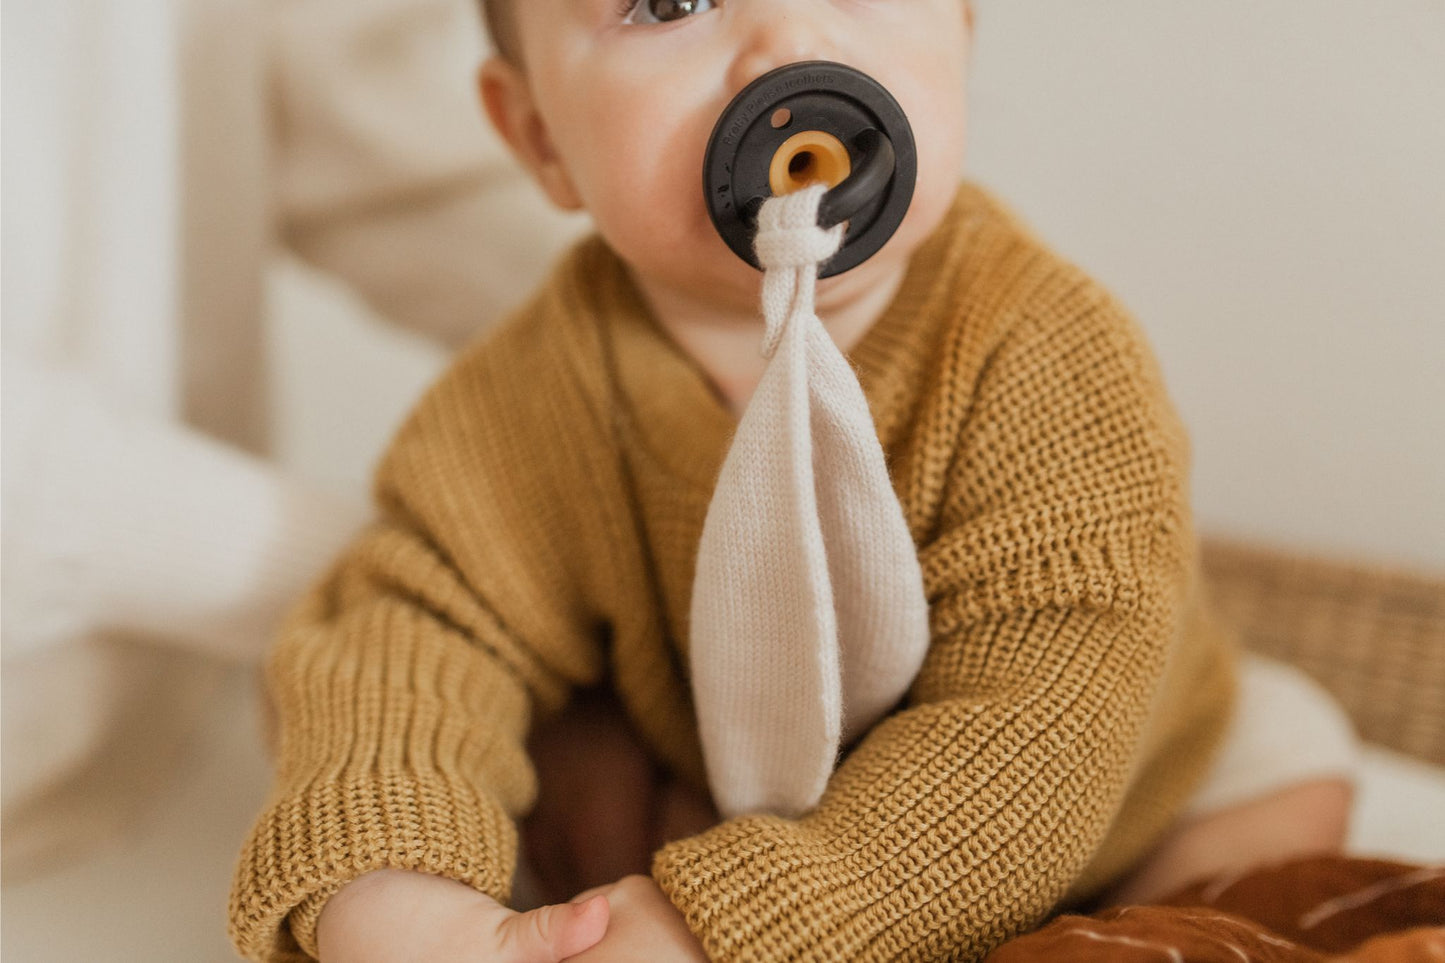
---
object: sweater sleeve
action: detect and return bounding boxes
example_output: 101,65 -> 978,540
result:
652,286 -> 1196,961
227,335 -> 607,962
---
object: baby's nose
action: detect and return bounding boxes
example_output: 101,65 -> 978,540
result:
726,6 -> 839,95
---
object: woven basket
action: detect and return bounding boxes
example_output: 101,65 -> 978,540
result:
1201,537 -> 1445,767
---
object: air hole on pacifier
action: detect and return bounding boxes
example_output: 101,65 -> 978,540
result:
788,152 -> 814,177
770,108 -> 792,129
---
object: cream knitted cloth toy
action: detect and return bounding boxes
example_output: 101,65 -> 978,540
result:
689,184 -> 931,819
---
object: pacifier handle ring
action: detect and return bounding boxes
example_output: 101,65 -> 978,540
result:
817,128 -> 895,230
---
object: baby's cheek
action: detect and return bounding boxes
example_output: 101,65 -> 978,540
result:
588,135 -> 716,268
908,79 -> 970,192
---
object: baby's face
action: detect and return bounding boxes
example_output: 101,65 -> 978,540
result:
491,0 -> 973,311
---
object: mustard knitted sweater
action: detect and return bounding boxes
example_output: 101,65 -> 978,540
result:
228,182 -> 1237,962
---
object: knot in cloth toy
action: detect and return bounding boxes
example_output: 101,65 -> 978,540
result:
755,188 -> 845,357
688,184 -> 931,820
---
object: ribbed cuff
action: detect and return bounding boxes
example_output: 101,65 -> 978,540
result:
652,816 -> 798,962
229,774 -> 516,961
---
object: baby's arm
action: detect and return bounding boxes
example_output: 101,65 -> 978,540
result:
227,331 -> 609,961
652,282 -> 1203,961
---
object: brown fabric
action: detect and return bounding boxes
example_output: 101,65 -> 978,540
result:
1202,538 -> 1445,766
986,856 -> 1445,963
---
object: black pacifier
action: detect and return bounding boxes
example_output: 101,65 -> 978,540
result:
703,61 -> 917,279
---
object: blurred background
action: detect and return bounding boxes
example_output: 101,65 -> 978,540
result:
2,0 -> 1442,959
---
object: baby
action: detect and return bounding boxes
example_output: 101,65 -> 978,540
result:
227,1 -> 1357,960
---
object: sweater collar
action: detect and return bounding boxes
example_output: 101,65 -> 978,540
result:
586,182 -> 981,491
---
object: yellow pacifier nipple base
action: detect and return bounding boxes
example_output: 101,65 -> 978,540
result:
769,131 -> 852,197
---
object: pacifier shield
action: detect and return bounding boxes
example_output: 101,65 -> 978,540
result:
703,61 -> 917,278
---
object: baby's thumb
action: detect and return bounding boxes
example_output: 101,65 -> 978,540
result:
499,895 -> 609,962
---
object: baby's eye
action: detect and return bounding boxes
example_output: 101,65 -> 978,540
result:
619,0 -> 718,26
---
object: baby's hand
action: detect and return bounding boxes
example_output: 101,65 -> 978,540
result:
315,868 -> 609,963
562,875 -> 709,962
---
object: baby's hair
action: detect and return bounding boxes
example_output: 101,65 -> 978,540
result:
480,0 -> 522,66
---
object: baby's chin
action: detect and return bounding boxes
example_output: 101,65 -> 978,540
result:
619,250 -> 763,315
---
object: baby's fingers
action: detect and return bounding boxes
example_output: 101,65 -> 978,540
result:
494,894 -> 610,962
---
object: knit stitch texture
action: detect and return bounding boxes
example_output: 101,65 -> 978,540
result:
690,183 -> 932,820
227,181 -> 1237,962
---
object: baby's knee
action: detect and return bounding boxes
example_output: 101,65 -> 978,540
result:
1271,776 -> 1353,850
1181,775 -> 1355,870
1099,776 -> 1354,906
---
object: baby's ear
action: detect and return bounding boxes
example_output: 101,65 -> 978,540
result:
477,58 -> 585,211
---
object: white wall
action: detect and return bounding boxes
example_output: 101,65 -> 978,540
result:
966,0 -> 1445,569
271,0 -> 1445,571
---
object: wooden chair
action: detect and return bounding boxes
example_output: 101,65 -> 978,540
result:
1202,538 -> 1445,767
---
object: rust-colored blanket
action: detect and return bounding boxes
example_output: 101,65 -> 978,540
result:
987,857 -> 1444,962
